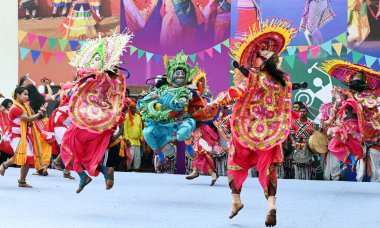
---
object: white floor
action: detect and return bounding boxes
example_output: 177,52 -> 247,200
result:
0,168 -> 379,228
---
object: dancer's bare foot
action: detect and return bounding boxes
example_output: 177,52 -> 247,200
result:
210,172 -> 219,186
52,159 -> 63,171
186,170 -> 199,180
76,176 -> 92,194
155,161 -> 163,173
0,163 -> 8,176
105,167 -> 114,190
18,180 -> 32,188
64,173 -> 75,180
229,193 -> 244,219
265,196 -> 277,227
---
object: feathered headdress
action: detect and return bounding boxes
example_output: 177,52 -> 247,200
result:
231,18 -> 298,69
163,51 -> 198,86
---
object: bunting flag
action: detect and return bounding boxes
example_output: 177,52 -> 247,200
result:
66,51 -> 76,62
197,51 -> 205,61
205,48 -> 213,58
222,39 -> 230,47
19,47 -> 30,61
69,40 -> 79,51
189,54 -> 196,63
297,46 -> 308,53
154,54 -> 161,63
38,36 -> 47,49
31,50 -> 41,63
59,39 -> 69,51
145,52 -> 153,62
42,51 -> 53,64
310,46 -> 320,59
55,52 -> 65,64
332,43 -> 343,56
296,51 -> 309,65
351,50 -> 364,63
364,55 -> 377,67
214,43 -> 222,53
130,46 -> 137,55
18,30 -> 27,44
48,38 -> 57,51
284,54 -> 296,69
137,49 -> 145,59
320,40 -> 332,55
287,46 -> 297,55
335,33 -> 347,46
27,33 -> 36,46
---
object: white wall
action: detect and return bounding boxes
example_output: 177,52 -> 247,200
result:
0,3 -> 18,100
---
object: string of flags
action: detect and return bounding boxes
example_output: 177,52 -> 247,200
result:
19,28 -> 231,64
281,32 -> 380,69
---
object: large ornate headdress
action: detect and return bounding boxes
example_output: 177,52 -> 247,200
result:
192,69 -> 207,88
70,32 -> 133,73
322,59 -> 380,90
164,51 -> 198,85
231,18 -> 298,69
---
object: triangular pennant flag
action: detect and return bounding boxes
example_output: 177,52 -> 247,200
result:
197,51 -> 205,61
31,50 -> 41,63
214,43 -> 222,53
38,36 -> 47,49
137,49 -> 145,59
66,51 -> 76,62
335,33 -> 347,46
55,52 -> 65,64
69,40 -> 79,51
332,43 -> 343,56
27,33 -> 36,46
42,51 -> 53,64
222,39 -> 230,47
352,50 -> 364,63
18,30 -> 27,44
59,39 -> 69,51
310,46 -> 320,59
79,40 -> 87,47
189,54 -> 196,63
320,40 -> 332,55
154,54 -> 161,63
346,48 -> 352,54
48,37 -> 58,51
284,54 -> 296,69
364,55 -> 377,67
296,51 -> 309,65
205,48 -> 213,58
130,46 -> 137,55
287,46 -> 297,55
145,52 -> 154,62
19,47 -> 30,61
297,46 -> 308,53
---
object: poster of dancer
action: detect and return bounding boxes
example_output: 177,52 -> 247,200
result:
18,0 -> 121,85
261,0 -> 347,46
347,0 -> 380,57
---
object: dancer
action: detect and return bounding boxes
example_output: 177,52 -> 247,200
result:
300,0 -> 335,45
205,19 -> 297,227
348,0 -> 371,47
137,51 -> 197,172
19,0 -> 41,20
203,0 -> 231,42
60,0 -> 101,40
0,87 -> 47,187
89,0 -> 101,18
185,69 -> 220,185
60,32 -> 133,193
51,0 -> 72,18
322,60 -> 380,176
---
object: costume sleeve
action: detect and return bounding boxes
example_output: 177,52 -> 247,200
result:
8,106 -> 24,121
213,81 -> 247,107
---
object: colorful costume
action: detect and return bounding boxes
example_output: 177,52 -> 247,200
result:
322,60 -> 380,175
61,32 -> 133,193
89,0 -> 102,18
210,18 -> 297,226
60,0 -> 100,39
203,0 -> 231,42
348,0 -> 370,47
137,51 -> 197,172
52,0 -> 73,17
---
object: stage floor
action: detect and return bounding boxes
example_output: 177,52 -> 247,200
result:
0,168 -> 379,228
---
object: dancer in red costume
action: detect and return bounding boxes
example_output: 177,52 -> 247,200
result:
205,19 -> 298,227
60,32 -> 133,193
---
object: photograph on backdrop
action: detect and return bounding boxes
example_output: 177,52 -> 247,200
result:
347,0 -> 380,57
261,0 -> 347,46
122,0 -> 231,54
